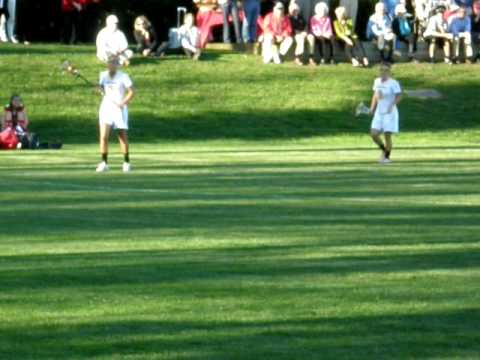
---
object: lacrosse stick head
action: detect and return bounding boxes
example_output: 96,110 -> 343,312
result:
355,102 -> 371,117
61,60 -> 79,76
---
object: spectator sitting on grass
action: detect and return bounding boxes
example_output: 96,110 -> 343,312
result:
96,14 -> 133,66
133,16 -> 161,57
334,6 -> 369,67
262,2 -> 293,64
423,5 -> 453,63
1,95 -> 29,149
178,13 -> 202,60
367,2 -> 395,63
308,2 -> 336,65
392,4 -> 416,61
288,1 -> 312,66
449,6 -> 474,62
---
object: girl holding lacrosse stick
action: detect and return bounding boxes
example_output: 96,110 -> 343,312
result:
96,56 -> 135,173
369,64 -> 402,164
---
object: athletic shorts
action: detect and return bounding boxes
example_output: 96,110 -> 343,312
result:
99,104 -> 129,130
371,109 -> 399,134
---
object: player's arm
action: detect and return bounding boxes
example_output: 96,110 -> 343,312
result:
120,87 -> 135,108
369,92 -> 378,115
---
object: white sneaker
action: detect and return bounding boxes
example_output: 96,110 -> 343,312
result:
96,161 -> 109,173
380,158 -> 392,164
352,58 -> 360,67
10,36 -> 19,44
122,162 -> 132,173
273,54 -> 281,64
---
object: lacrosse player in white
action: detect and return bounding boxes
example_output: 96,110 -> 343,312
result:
96,56 -> 135,173
369,64 -> 402,164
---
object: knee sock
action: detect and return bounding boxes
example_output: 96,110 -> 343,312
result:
102,153 -> 108,163
124,153 -> 130,163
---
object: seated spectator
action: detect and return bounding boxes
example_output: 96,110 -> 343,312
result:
472,0 -> 480,60
308,2 -> 336,65
392,4 -> 416,60
334,6 -> 369,67
289,1 -> 313,65
367,2 -> 395,63
1,95 -> 29,149
262,2 -> 293,64
178,13 -> 202,60
96,14 -> 133,66
133,16 -> 162,57
424,5 -> 453,63
449,6 -> 474,62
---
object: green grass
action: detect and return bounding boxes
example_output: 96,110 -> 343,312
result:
1,44 -> 480,359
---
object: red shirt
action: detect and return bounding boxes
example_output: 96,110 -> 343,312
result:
263,12 -> 292,38
61,0 -> 91,12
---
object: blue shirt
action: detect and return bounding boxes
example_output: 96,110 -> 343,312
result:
449,16 -> 472,36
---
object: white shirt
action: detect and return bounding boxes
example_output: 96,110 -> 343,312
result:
96,27 -> 129,59
373,77 -> 401,115
99,71 -> 133,108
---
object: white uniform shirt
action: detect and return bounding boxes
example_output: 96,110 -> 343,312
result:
373,77 -> 401,115
99,70 -> 133,108
96,28 -> 129,60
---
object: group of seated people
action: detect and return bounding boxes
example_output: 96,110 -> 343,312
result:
95,12 -> 202,65
262,0 -> 480,65
92,0 -> 480,67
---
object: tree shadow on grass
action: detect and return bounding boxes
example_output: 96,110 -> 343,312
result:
0,282 -> 479,359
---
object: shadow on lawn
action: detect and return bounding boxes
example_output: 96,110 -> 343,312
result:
0,262 -> 479,359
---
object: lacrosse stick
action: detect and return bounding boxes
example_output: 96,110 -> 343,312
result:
61,60 -> 96,87
355,102 -> 371,117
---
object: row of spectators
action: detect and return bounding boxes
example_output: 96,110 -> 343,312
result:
126,0 -> 480,66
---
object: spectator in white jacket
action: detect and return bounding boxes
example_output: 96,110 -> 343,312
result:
96,15 -> 133,66
178,13 -> 202,60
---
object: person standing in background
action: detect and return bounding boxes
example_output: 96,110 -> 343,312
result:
6,0 -> 18,43
219,0 -> 242,43
243,0 -> 260,43
0,0 -> 8,42
472,0 -> 480,61
61,0 -> 84,44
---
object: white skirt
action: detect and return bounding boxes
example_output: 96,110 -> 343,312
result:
371,108 -> 399,134
99,102 -> 129,130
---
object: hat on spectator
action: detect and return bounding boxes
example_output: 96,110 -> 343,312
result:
394,4 -> 407,15
106,15 -> 119,27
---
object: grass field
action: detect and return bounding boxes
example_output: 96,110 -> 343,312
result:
1,44 -> 480,359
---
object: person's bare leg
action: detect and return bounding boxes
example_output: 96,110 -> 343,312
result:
118,129 -> 129,158
99,123 -> 111,162
384,132 -> 392,159
371,129 -> 387,159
